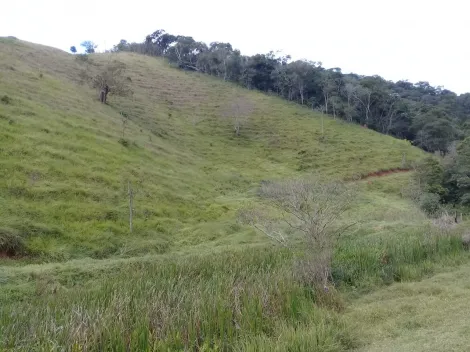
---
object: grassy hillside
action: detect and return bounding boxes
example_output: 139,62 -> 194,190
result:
2,38 -> 469,351
0,37 -> 424,260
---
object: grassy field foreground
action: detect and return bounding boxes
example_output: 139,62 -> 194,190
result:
1,38 -> 469,351
1,219 -> 468,351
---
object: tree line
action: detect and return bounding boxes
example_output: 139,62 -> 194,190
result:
411,136 -> 470,215
110,29 -> 470,154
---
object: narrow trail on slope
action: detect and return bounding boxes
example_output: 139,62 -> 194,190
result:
359,168 -> 411,180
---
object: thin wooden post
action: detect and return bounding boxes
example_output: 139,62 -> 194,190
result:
128,181 -> 133,233
321,114 -> 324,136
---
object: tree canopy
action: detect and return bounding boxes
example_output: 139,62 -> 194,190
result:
112,29 -> 470,154
81,41 -> 97,54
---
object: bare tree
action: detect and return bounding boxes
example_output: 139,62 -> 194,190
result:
128,181 -> 133,233
320,75 -> 338,115
223,96 -> 254,136
353,86 -> 372,124
343,83 -> 356,122
330,95 -> 342,120
238,206 -> 289,246
239,178 -> 355,289
321,81 -> 331,115
384,94 -> 400,134
314,105 -> 325,136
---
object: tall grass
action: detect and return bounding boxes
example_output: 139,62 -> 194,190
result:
1,228 -> 467,351
334,226 -> 465,289
0,249 -> 353,351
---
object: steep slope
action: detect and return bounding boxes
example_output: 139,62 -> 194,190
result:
0,38 -> 424,259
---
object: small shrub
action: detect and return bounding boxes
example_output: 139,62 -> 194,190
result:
91,61 -> 132,97
103,210 -> 119,221
75,54 -> 90,63
414,157 -> 446,196
418,192 -> 441,216
0,228 -> 26,256
118,138 -> 130,147
432,212 -> 457,231
1,95 -> 12,104
462,233 -> 470,250
241,177 -> 355,290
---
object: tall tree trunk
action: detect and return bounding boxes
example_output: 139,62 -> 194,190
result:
323,92 -> 329,115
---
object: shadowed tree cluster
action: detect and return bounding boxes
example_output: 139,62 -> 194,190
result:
409,137 -> 470,212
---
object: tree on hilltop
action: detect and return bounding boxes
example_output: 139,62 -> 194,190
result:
81,41 -> 97,54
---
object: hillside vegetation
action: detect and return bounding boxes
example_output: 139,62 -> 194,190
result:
0,37 -> 423,260
112,30 -> 470,155
1,38 -> 469,351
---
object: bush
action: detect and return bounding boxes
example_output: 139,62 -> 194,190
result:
414,157 -> 446,196
118,138 -> 130,147
1,95 -> 12,104
418,192 -> 441,216
0,228 -> 26,256
91,61 -> 132,97
240,177 -> 355,290
75,54 -> 90,63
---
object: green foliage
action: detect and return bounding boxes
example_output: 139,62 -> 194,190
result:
418,192 -> 441,216
447,137 -> 470,204
414,156 -> 446,196
0,228 -> 26,256
334,227 -> 464,287
75,53 -> 89,63
118,138 -> 130,147
115,30 -> 470,154
1,95 -> 11,104
80,40 -> 97,54
413,109 -> 460,152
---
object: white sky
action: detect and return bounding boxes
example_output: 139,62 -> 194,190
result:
2,0 -> 469,94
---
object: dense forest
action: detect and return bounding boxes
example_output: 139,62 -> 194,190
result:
110,30 -> 470,155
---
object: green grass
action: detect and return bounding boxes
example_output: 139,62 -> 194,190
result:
1,224 -> 467,351
0,248 -> 353,351
347,261 -> 470,351
0,38 -> 424,260
2,38 -> 468,351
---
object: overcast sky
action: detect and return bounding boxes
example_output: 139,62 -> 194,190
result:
2,0 -> 469,94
